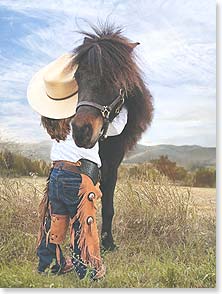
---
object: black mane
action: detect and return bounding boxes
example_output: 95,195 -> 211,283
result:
73,24 -> 142,92
73,24 -> 154,152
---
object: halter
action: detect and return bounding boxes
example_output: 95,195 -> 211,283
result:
76,88 -> 126,140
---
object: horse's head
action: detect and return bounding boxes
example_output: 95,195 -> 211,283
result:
71,24 -> 140,149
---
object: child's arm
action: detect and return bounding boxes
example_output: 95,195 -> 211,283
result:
106,106 -> 128,136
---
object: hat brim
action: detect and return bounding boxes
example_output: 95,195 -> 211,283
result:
27,66 -> 78,119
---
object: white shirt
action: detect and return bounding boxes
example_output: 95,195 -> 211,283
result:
50,106 -> 128,167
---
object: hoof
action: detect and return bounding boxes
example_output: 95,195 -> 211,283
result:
101,232 -> 118,252
102,243 -> 118,252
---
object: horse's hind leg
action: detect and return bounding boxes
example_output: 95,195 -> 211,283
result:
100,168 -> 118,251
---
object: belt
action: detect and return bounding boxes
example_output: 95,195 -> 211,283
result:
52,159 -> 101,185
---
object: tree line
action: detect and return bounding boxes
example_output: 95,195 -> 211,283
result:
119,155 -> 216,188
150,155 -> 216,188
0,150 -> 216,187
0,149 -> 50,177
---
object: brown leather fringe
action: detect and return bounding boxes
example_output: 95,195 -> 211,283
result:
49,214 -> 69,244
36,167 -> 53,249
56,245 -> 61,265
70,174 -> 103,270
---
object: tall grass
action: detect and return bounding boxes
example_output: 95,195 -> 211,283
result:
0,169 -> 216,288
114,177 -> 194,246
0,177 -> 40,263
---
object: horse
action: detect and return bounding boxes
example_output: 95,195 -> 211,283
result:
71,24 -> 154,251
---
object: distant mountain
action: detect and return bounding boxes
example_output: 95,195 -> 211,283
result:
0,140 -> 216,169
124,144 -> 216,169
0,140 -> 52,162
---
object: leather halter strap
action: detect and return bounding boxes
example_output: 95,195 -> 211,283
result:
76,88 -> 126,140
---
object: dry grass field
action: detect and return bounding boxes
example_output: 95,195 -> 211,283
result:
0,171 -> 216,288
188,187 -> 216,216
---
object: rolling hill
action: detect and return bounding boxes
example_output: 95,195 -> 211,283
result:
0,140 -> 216,170
124,144 -> 216,169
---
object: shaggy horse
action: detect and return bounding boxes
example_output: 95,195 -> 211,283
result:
71,24 -> 153,250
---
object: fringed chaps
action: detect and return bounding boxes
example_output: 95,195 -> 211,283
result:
37,169 -> 103,272
70,174 -> 103,271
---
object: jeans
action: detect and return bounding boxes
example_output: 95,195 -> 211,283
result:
37,165 -> 91,278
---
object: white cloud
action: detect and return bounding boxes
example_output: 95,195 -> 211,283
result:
0,0 -> 216,146
140,82 -> 216,146
0,101 -> 48,143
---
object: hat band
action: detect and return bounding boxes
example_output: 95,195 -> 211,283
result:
47,90 -> 78,101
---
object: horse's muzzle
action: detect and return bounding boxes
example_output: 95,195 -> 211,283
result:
72,123 -> 94,148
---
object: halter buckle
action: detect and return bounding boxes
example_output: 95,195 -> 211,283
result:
101,106 -> 111,119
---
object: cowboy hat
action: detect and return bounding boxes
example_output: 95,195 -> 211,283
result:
27,53 -> 78,119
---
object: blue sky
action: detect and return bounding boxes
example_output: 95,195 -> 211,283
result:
0,0 -> 216,146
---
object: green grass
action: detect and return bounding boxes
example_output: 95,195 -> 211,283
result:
0,173 -> 216,288
0,240 -> 215,288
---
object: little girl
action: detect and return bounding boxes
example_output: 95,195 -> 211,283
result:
27,53 -> 127,280
37,108 -> 127,279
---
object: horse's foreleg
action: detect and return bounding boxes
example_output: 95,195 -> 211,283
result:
100,169 -> 117,251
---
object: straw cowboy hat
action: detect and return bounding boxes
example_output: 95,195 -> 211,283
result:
27,53 -> 78,119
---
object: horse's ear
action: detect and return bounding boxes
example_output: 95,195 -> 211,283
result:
128,42 -> 140,52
